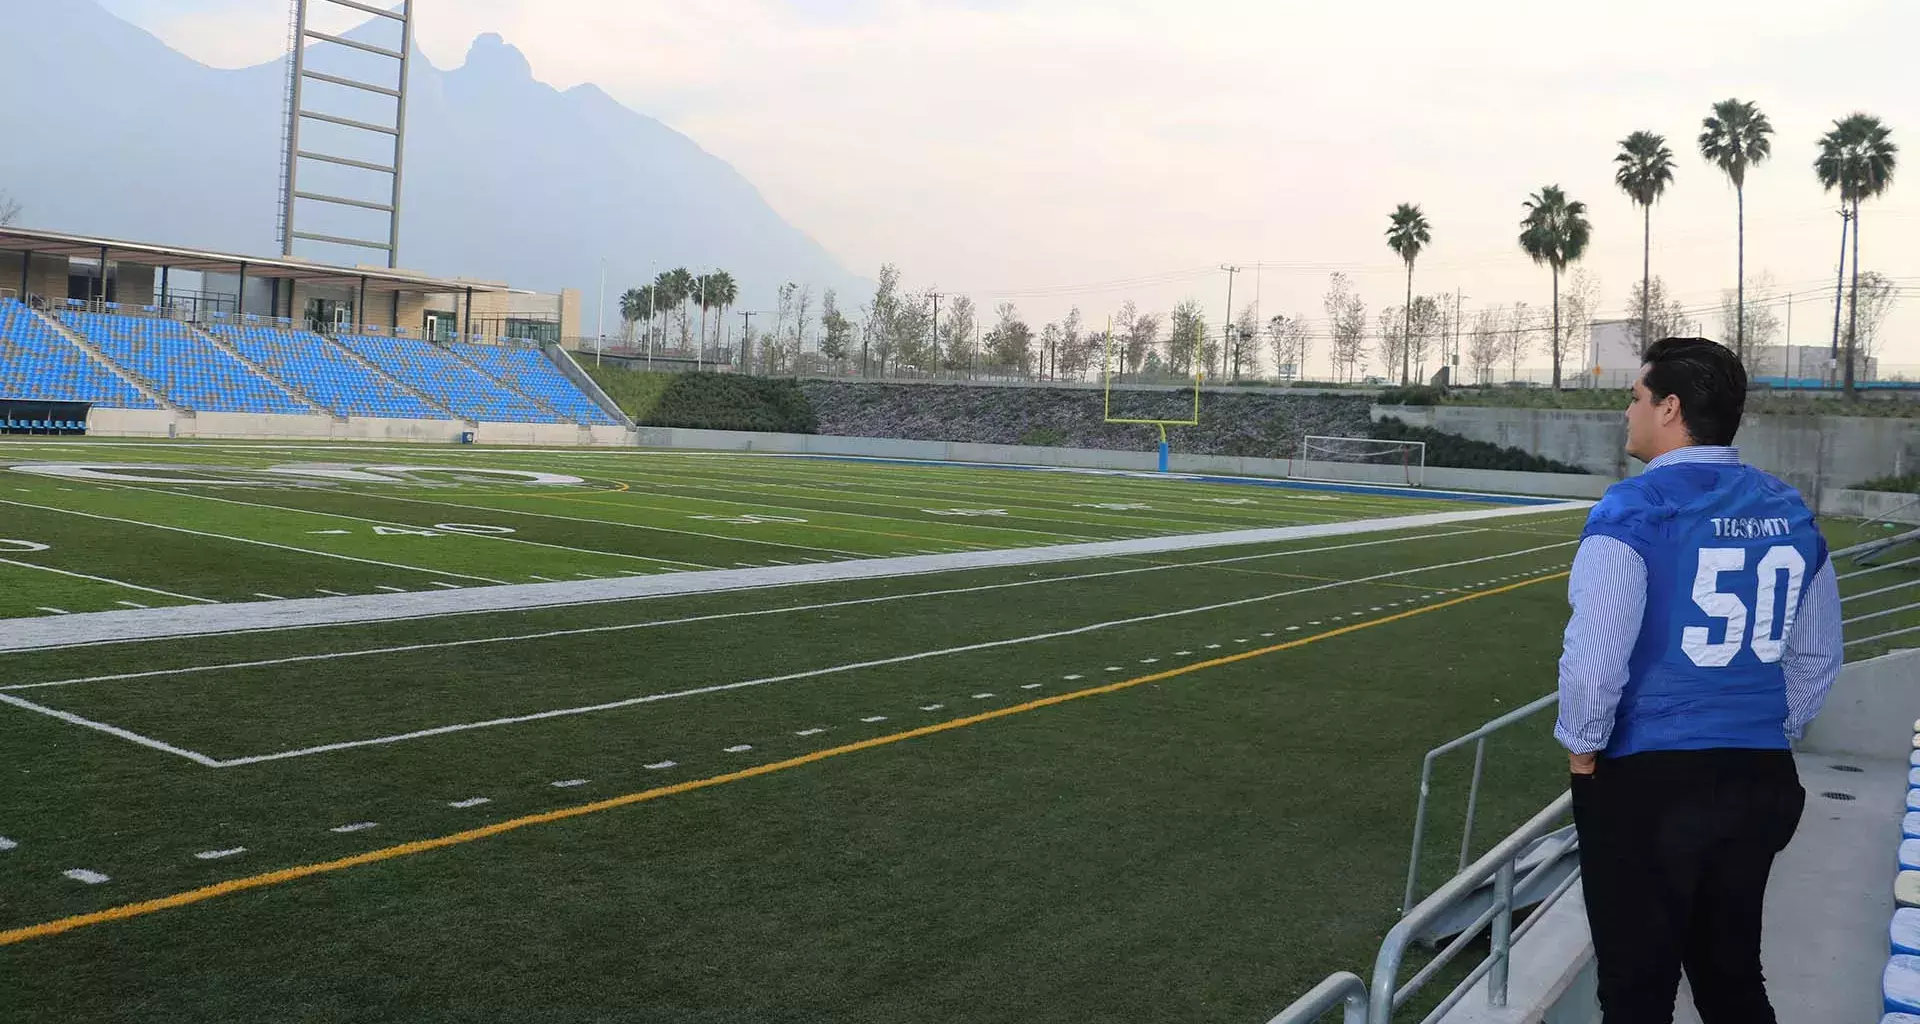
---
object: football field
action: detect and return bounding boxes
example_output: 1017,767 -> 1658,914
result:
0,439 -> 1910,1022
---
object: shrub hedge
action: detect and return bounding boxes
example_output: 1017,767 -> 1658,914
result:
1372,416 -> 1589,474
583,366 -> 817,433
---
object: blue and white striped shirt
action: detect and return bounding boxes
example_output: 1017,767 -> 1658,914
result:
1553,446 -> 1846,754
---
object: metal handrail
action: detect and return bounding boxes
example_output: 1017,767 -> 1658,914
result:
1371,792 -> 1576,1023
1400,691 -> 1560,914
1835,531 -> 1920,650
1264,971 -> 1370,1024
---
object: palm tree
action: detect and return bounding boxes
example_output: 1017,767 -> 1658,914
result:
1384,203 -> 1431,385
618,286 -> 652,346
1614,131 -> 1675,349
702,270 -> 739,362
1815,113 -> 1898,395
1518,185 -> 1592,390
655,268 -> 695,353
1698,98 -> 1773,360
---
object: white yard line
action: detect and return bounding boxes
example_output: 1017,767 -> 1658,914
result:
6,529 -> 1502,691
166,541 -> 1573,768
0,556 -> 220,605
0,502 -> 1587,655
123,485 -> 712,573
352,491 -> 868,561
0,691 -> 222,766
0,498 -> 508,586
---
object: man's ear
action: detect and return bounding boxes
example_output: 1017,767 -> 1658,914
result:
1658,393 -> 1683,426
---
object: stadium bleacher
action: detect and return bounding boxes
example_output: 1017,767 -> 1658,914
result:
333,332 -> 558,423
2,300 -> 614,427
57,307 -> 311,415
212,324 -> 444,420
0,298 -> 159,410
450,341 -> 616,425
1894,734 -> 1920,1020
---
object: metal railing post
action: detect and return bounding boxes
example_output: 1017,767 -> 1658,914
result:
1402,752 -> 1439,913
1458,737 -> 1487,872
1488,858 -> 1515,1008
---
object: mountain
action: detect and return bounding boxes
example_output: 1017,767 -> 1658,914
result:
0,0 -> 866,329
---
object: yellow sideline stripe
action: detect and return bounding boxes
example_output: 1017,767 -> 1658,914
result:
0,571 -> 1570,948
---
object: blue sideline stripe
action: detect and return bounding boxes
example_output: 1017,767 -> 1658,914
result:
777,454 -> 1568,507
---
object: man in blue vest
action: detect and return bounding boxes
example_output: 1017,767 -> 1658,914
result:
1556,337 -> 1843,1023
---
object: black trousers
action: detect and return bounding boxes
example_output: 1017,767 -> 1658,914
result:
1571,748 -> 1805,1024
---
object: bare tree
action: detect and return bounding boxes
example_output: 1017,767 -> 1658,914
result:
1112,300 -> 1143,378
1505,302 -> 1533,383
1468,308 -> 1503,384
1377,306 -> 1406,380
867,264 -> 902,375
1626,276 -> 1694,349
1057,306 -> 1086,380
820,290 -> 853,369
940,295 -> 978,372
1038,322 -> 1062,380
1717,274 -> 1781,370
1168,299 -> 1207,377
1852,271 -> 1899,372
1126,307 -> 1161,379
1407,295 -> 1442,382
985,301 -> 1034,375
1267,313 -> 1311,382
1550,269 -> 1600,384
1231,303 -> 1260,379
0,192 -> 19,227
1323,272 -> 1368,382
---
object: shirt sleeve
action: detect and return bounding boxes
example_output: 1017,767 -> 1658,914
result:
1554,535 -> 1647,754
1783,559 -> 1845,740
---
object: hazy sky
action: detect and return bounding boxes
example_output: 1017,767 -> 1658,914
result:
101,0 -> 1920,374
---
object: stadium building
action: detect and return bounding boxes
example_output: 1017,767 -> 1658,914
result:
0,225 -> 629,444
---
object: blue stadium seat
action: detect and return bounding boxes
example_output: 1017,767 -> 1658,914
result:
56,309 -> 309,415
1891,955 -> 1920,1014
0,298 -> 161,410
210,324 -> 442,420
332,333 -> 576,424
447,340 -> 617,425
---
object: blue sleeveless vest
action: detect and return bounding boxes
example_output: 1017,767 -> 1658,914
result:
1581,462 -> 1828,758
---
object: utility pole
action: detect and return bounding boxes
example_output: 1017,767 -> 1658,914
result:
1453,288 -> 1464,385
1219,264 -> 1241,381
739,310 -> 758,374
929,291 -> 944,373
595,258 -> 605,366
1783,291 -> 1792,380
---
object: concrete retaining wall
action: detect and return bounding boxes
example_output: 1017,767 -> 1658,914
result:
1820,488 -> 1920,524
628,426 -> 1607,499
1380,404 -> 1920,500
1799,648 -> 1920,760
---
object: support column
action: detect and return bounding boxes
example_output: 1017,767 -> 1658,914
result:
160,265 -> 170,309
97,245 -> 108,303
236,262 -> 249,317
17,249 -> 28,299
391,290 -> 400,334
358,276 -> 368,332
463,286 -> 473,339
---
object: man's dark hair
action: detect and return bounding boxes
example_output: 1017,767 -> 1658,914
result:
1641,337 -> 1747,446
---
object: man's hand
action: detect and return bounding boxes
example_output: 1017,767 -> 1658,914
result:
1569,751 -> 1598,776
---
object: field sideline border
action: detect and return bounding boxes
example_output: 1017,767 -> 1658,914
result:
0,570 -> 1572,949
2,440 -> 1576,506
0,501 -> 1589,653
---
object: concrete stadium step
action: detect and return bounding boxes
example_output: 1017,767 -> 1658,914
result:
190,322 -> 331,417
27,306 -> 174,410
443,342 -> 567,421
317,332 -> 463,422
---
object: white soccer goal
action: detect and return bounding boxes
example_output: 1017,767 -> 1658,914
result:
1295,435 -> 1427,488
